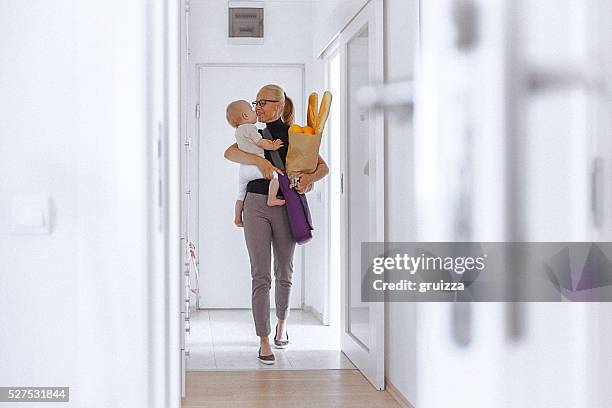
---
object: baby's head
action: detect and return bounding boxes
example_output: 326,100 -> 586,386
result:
226,100 -> 257,128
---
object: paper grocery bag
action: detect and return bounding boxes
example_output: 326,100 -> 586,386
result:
286,130 -> 322,178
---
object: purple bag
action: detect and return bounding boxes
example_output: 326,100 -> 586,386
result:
263,129 -> 314,245
277,173 -> 313,244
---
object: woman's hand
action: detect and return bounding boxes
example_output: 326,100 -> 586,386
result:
257,157 -> 283,179
294,156 -> 329,194
295,172 -> 314,194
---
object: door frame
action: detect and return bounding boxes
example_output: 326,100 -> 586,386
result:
192,62 -> 306,309
323,43 -> 342,329
321,0 -> 385,390
146,0 -> 182,406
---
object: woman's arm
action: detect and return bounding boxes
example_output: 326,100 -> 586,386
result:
296,155 -> 329,194
224,143 -> 282,179
224,143 -> 259,165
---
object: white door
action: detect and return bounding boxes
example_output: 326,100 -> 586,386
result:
180,0 -> 190,398
500,1 -> 612,406
196,64 -> 304,309
337,0 -> 385,390
414,0 -> 612,407
325,49 -> 343,335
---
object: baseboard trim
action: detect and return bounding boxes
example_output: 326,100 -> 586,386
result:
302,304 -> 325,324
385,378 -> 415,408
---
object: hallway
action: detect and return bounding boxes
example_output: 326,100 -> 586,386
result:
182,370 -> 402,408
4,0 -> 612,407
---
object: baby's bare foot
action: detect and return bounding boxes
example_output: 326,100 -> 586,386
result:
267,198 -> 286,207
234,218 -> 244,227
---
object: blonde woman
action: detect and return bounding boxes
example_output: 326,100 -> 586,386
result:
224,84 -> 329,364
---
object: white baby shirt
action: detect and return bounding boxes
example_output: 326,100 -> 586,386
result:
235,124 -> 263,156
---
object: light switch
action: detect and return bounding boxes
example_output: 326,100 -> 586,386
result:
11,195 -> 51,235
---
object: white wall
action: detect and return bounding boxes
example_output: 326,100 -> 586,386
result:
0,1 -> 156,406
596,0 -> 612,400
382,0 -> 419,405
0,0 -> 79,395
313,0 -> 340,25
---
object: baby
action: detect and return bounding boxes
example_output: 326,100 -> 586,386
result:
226,100 -> 286,227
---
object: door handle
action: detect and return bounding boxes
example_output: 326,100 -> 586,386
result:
452,0 -> 480,51
452,302 -> 472,346
357,80 -> 414,109
526,64 -> 605,94
591,157 -> 603,228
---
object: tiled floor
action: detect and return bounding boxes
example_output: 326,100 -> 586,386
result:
186,309 -> 356,371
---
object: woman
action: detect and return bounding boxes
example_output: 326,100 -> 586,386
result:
224,84 -> 329,364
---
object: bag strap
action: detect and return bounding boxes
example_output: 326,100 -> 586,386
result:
262,128 -> 285,171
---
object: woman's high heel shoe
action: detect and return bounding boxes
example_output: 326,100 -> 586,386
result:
274,324 -> 290,349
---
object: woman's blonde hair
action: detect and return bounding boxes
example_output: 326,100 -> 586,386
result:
259,84 -> 295,126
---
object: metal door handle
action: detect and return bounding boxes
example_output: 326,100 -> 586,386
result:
452,302 -> 472,346
452,0 -> 480,51
591,157 -> 603,227
357,80 -> 414,109
527,64 -> 605,94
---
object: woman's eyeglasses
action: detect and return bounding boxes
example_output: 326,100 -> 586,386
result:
252,99 -> 280,108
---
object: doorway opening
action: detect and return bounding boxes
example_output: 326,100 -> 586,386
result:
182,13 -> 349,373
178,0 -> 385,397
185,59 -> 350,369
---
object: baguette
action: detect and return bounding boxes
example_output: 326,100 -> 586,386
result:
314,91 -> 332,135
307,92 -> 318,129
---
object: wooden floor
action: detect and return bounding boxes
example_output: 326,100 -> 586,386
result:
182,369 -> 402,408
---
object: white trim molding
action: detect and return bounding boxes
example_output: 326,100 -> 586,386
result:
385,378 -> 416,408
313,0 -> 371,59
228,1 -> 264,8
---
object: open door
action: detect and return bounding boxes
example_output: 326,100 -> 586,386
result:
337,0 -> 385,390
414,0 -> 612,407
179,0 -> 191,399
